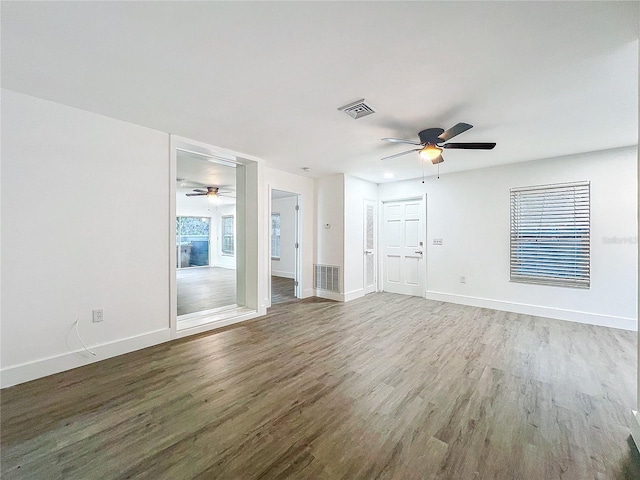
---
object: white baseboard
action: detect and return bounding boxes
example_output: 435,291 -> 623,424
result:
425,290 -> 637,331
315,289 -> 344,302
176,308 -> 260,338
631,411 -> 640,453
344,289 -> 366,302
271,270 -> 295,279
1,328 -> 171,388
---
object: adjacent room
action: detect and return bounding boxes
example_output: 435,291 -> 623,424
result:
1,2 -> 638,479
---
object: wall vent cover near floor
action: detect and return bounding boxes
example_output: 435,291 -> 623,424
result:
314,264 -> 340,292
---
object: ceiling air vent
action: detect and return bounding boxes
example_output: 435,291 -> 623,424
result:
338,99 -> 376,119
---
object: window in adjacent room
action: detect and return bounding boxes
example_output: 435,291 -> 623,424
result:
510,181 -> 590,288
221,215 -> 234,256
271,213 -> 281,260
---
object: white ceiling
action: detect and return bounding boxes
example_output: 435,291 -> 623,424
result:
2,2 -> 638,183
177,150 -> 237,190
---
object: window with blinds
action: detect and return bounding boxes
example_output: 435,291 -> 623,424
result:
510,181 -> 590,288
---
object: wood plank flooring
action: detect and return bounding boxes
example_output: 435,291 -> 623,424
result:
1,293 -> 639,479
177,267 -> 236,316
271,275 -> 295,305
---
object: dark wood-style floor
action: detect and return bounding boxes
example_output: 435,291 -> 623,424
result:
177,267 -> 236,315
271,275 -> 295,305
2,293 -> 639,479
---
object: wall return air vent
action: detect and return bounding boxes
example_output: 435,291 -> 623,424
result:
338,99 -> 376,119
314,264 -> 340,293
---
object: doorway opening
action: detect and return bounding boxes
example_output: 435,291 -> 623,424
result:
175,150 -> 237,319
170,134 -> 263,337
270,189 -> 301,305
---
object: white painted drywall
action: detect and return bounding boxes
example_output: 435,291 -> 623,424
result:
271,195 -> 297,278
343,175 -> 378,299
265,168 -> 316,299
1,90 -> 171,382
378,146 -> 638,329
316,174 -> 345,296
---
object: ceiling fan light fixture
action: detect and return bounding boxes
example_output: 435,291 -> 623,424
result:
419,145 -> 443,162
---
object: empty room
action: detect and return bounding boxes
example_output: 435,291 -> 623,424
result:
1,2 -> 639,479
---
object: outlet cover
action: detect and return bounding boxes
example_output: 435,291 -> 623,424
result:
92,308 -> 104,323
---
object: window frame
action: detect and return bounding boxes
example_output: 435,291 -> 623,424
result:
509,181 -> 590,289
221,215 -> 234,256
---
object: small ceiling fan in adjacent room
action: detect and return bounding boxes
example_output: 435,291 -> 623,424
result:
185,186 -> 234,198
382,122 -> 496,164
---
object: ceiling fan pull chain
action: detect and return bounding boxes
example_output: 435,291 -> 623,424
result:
437,163 -> 440,179
422,159 -> 425,184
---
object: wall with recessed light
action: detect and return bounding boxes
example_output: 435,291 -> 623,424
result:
378,146 -> 638,330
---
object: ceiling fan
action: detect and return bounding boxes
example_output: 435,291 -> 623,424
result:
185,186 -> 234,198
382,123 -> 495,164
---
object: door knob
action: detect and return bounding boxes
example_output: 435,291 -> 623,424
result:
415,251 -> 423,254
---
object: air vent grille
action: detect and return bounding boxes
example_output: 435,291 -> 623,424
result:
314,264 -> 340,292
338,99 -> 376,119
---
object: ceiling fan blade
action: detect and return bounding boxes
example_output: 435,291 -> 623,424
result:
438,123 -> 473,142
192,189 -> 207,193
381,148 -> 421,161
217,193 -> 236,198
382,138 -> 422,146
442,142 -> 496,150
186,193 -> 206,196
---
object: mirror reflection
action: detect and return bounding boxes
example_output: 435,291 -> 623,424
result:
176,150 -> 237,319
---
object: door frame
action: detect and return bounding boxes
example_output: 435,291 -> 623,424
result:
267,186 -> 302,307
363,198 -> 378,294
378,194 -> 427,298
170,134 -> 266,340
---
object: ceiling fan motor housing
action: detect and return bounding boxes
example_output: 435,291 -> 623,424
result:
418,128 -> 445,145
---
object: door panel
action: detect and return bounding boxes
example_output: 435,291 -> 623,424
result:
387,256 -> 401,284
363,200 -> 377,294
382,199 -> 425,297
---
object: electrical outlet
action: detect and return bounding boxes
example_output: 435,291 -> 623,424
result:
92,308 -> 104,323
460,276 -> 466,284
433,238 -> 443,245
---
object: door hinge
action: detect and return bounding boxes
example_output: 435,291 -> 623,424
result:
295,205 -> 300,211
295,243 -> 299,248
294,281 -> 299,286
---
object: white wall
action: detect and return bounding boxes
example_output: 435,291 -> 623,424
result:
1,90 -> 171,385
264,168 -> 316,299
271,195 -> 297,278
316,174 -> 345,298
378,146 -> 638,330
343,175 -> 378,300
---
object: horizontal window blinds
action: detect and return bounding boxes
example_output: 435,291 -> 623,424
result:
510,181 -> 590,288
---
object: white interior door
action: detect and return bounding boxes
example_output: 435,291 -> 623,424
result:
382,198 -> 425,297
363,200 -> 377,294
